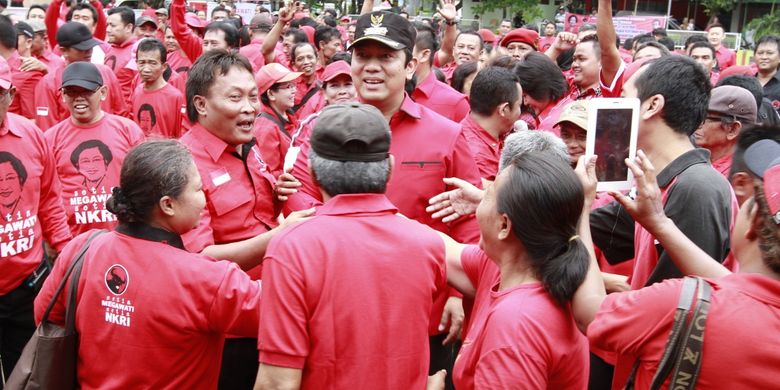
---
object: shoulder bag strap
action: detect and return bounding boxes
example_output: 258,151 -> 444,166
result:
625,276 -> 699,390
40,230 -> 107,327
667,277 -> 712,389
258,112 -> 291,139
292,81 -> 321,113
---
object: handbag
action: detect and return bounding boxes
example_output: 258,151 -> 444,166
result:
5,230 -> 107,390
624,276 -> 713,390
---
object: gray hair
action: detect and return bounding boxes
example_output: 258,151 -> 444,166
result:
498,131 -> 569,171
309,151 -> 391,196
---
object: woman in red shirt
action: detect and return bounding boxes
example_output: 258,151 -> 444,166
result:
34,140 -> 263,389
441,152 -> 590,389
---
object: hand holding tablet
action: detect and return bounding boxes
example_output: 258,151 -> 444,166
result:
585,98 -> 640,192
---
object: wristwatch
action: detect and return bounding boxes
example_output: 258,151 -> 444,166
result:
445,17 -> 459,26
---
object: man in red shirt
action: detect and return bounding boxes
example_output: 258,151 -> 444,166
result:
313,25 -> 342,77
500,28 -> 540,61
286,11 -> 482,384
45,62 -> 144,235
44,0 -> 110,63
27,20 -> 65,73
461,67 -> 522,183
35,22 -> 128,131
256,103 -> 447,390
694,85 -> 757,178
105,7 -> 137,100
0,19 -> 47,121
164,25 -> 192,74
708,23 -> 736,70
0,57 -> 72,382
180,50 -> 312,389
131,39 -> 186,138
411,22 -> 469,122
239,14 -> 273,71
689,41 -> 720,86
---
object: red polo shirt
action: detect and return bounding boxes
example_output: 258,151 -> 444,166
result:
179,124 -> 279,261
34,224 -> 261,389
105,37 -> 138,101
45,114 -> 144,235
453,246 -> 589,389
460,115 -> 503,181
34,63 -> 129,131
167,50 -> 192,75
715,46 -> 736,70
239,38 -> 267,71
253,105 -> 298,178
6,52 -> 45,120
589,273 -> 780,389
258,193 -> 446,389
131,83 -> 186,138
711,153 -> 733,178
412,71 -> 470,123
0,113 -> 72,295
35,50 -> 66,74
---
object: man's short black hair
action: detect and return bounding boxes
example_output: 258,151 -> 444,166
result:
211,6 -> 228,17
413,21 -> 439,56
322,15 -> 337,27
456,30 -> 483,50
186,50 -> 253,123
514,52 -> 568,103
635,56 -> 711,135
633,33 -> 655,48
756,35 -> 780,52
205,21 -> 240,49
730,125 -> 780,179
652,27 -> 667,37
684,34 -> 708,51
634,41 -> 671,60
469,67 -> 520,117
314,25 -> 340,50
137,38 -> 167,64
107,6 -> 135,27
284,28 -> 309,44
0,14 -> 16,50
657,37 -> 675,51
66,3 -> 98,23
688,41 -> 716,58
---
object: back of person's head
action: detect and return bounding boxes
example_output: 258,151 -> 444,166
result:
205,21 -> 240,49
498,131 -> 568,171
314,25 -> 340,49
497,152 -> 589,305
469,67 -> 520,117
297,17 -> 318,28
578,23 -> 596,34
635,56 -> 711,135
741,137 -> 780,273
717,75 -> 764,111
730,126 -> 780,180
487,54 -> 519,69
106,140 -> 193,224
450,61 -> 479,93
107,6 -> 136,27
186,50 -> 253,123
657,37 -> 675,51
413,21 -> 439,54
0,15 -> 15,50
623,37 -> 634,51
284,28 -> 309,44
684,34 -> 708,51
514,52 -> 568,103
136,38 -> 167,64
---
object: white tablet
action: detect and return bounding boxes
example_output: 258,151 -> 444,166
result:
585,98 -> 640,192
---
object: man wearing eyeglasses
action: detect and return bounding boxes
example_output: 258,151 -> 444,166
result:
44,61 -> 144,235
34,22 -> 128,131
0,57 -> 72,385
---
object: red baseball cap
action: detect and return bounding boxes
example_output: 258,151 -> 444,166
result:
0,57 -> 11,90
185,13 -> 207,30
256,63 -> 302,94
744,139 -> 780,225
717,65 -> 754,82
321,60 -> 351,83
500,28 -> 539,50
478,28 -> 496,45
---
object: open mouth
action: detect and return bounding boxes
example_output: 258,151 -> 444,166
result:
237,119 -> 254,131
73,104 -> 89,114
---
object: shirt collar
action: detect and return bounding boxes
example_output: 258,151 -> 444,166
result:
396,93 -> 422,120
463,115 -> 501,144
0,115 -> 25,138
113,37 -> 137,49
316,193 -> 398,216
189,123 -> 234,162
656,148 -> 711,188
719,273 -> 780,308
115,222 -> 185,250
414,71 -> 437,98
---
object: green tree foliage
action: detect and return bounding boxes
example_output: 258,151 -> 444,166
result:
471,0 -> 542,21
747,10 -> 780,41
701,0 -> 736,15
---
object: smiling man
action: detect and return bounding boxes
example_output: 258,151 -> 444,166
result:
130,39 -> 186,138
44,61 -> 144,235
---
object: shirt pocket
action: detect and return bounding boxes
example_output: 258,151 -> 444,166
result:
208,182 -> 253,217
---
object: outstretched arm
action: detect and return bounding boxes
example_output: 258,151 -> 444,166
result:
596,0 -> 623,88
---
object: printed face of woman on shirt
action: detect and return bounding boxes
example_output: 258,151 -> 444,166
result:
0,162 -> 22,210
77,147 -> 108,186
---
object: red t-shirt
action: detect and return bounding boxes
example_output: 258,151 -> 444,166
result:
34,63 -> 129,131
167,50 -> 193,75
412,71 -> 470,123
0,113 -> 72,294
45,114 -> 145,235
253,105 -> 298,178
589,273 -> 780,389
711,153 -> 732,179
715,46 -> 736,70
258,194 -> 446,389
7,52 -> 45,120
170,0 -> 203,63
460,115 -> 503,181
131,83 -> 186,138
179,124 -> 279,263
34,225 -> 261,389
239,38 -> 266,71
105,38 -> 138,101
453,246 -> 589,389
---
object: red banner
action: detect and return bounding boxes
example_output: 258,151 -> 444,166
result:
564,13 -> 668,41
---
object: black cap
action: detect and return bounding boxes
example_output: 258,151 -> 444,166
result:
61,62 -> 103,90
350,11 -> 416,51
56,22 -> 99,50
310,103 -> 391,162
136,16 -> 158,28
15,21 -> 34,38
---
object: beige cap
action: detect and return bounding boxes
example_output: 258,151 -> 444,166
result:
556,100 -> 589,130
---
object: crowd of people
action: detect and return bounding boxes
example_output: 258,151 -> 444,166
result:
0,0 -> 779,388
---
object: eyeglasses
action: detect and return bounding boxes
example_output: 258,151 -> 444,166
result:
61,88 -> 98,98
273,82 -> 297,91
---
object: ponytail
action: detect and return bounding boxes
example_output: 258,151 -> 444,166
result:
537,237 -> 590,305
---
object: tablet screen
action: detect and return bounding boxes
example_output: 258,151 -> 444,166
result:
594,108 -> 633,182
